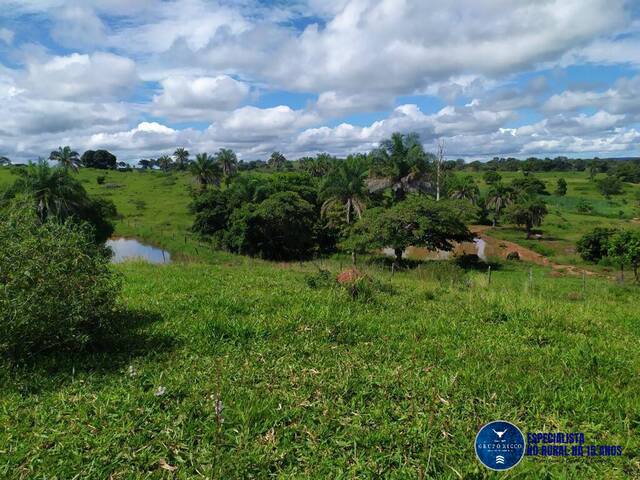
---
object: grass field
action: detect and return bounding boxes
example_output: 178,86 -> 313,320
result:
1,166 -> 639,478
471,171 -> 640,268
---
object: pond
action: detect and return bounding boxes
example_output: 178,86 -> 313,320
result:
383,238 -> 488,262
106,238 -> 171,264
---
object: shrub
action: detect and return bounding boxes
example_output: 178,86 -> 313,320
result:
0,205 -> 121,356
576,228 -> 616,263
97,175 -> 106,185
576,199 -> 593,213
597,176 -> 623,197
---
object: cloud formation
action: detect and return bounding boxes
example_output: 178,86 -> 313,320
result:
0,0 -> 639,161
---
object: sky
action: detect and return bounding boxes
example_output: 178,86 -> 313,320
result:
1,0 -> 640,163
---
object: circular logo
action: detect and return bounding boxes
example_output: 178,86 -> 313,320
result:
475,420 -> 525,471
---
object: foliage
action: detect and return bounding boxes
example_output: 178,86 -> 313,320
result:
504,195 -> 548,237
486,182 -> 515,226
350,195 -> 473,263
157,155 -> 173,172
597,175 -> 624,197
368,132 -> 433,202
49,146 -> 81,172
0,205 -> 120,356
173,148 -> 190,170
555,177 -> 567,196
96,175 -> 106,185
2,160 -> 116,242
214,148 -> 238,179
225,191 -> 316,260
268,151 -> 287,170
608,230 -> 640,280
190,172 -> 327,258
483,170 -> 502,185
576,227 -> 617,262
81,150 -> 117,169
510,175 -> 549,196
190,153 -> 221,189
576,199 -> 593,213
447,174 -> 479,204
320,155 -> 368,226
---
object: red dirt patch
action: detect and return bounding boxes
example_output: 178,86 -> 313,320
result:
336,268 -> 364,284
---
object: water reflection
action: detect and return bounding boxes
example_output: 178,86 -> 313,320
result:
383,238 -> 487,261
106,237 -> 171,264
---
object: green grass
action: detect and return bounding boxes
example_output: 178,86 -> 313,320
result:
1,166 -> 640,478
469,170 -> 640,266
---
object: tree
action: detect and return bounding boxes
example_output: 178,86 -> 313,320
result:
0,156 -> 10,166
435,139 -> 445,201
49,146 -> 81,172
597,176 -> 623,198
608,230 -> 640,281
320,155 -> 368,225
588,160 -> 600,181
226,191 -> 316,260
448,175 -> 479,205
510,176 -> 549,196
368,132 -> 432,202
300,153 -> 335,177
2,160 -> 117,242
174,148 -> 190,170
483,170 -> 502,185
505,196 -> 548,238
157,155 -> 173,172
555,178 -> 567,196
138,159 -> 152,169
351,195 -> 473,264
81,150 -> 117,169
268,152 -> 287,170
577,227 -> 616,262
190,153 -> 221,189
486,183 -> 515,226
214,148 -> 238,179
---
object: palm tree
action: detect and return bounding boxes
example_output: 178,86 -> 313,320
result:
214,148 -> 238,179
449,175 -> 480,204
190,153 -> 221,189
8,160 -> 86,221
486,183 -> 515,226
173,147 -> 190,170
157,155 -> 173,172
368,132 -> 431,202
320,155 -> 368,225
49,146 -> 81,172
268,152 -> 287,170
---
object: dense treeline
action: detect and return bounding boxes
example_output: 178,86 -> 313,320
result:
189,132 -> 556,261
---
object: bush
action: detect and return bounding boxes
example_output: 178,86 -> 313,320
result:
0,205 -> 121,356
597,176 -> 623,197
97,175 -> 106,185
576,228 -> 616,263
576,199 -> 593,213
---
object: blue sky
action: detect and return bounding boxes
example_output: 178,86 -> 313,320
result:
1,0 -> 640,162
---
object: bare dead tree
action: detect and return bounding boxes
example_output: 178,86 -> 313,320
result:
435,139 -> 445,201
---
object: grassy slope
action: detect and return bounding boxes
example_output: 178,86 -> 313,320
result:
0,166 -> 639,478
469,171 -> 640,267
